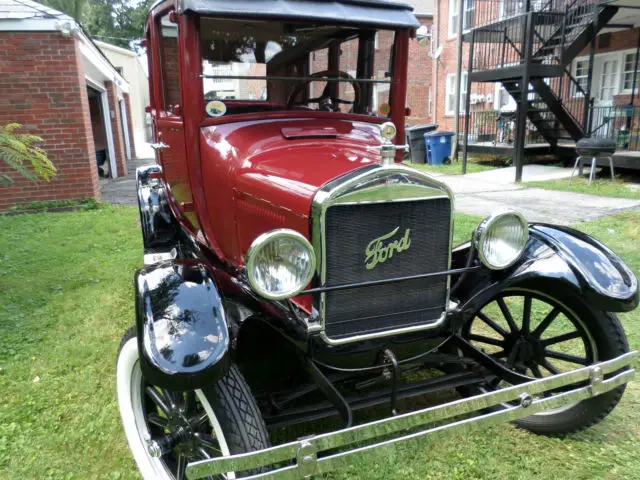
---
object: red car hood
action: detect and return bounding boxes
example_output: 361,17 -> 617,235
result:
200,117 -> 383,265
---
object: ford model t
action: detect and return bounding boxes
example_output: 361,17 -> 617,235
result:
116,1 -> 639,478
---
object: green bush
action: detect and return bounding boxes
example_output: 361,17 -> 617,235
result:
0,123 -> 56,187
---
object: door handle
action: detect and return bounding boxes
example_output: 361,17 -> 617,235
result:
150,142 -> 169,151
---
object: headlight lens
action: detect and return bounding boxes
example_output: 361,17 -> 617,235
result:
473,211 -> 528,270
245,229 -> 316,300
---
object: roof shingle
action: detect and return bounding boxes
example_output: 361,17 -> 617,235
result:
0,0 -> 73,21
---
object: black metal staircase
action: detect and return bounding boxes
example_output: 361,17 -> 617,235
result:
462,0 -> 620,178
533,2 -> 617,64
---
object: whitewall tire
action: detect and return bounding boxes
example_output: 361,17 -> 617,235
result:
116,327 -> 270,479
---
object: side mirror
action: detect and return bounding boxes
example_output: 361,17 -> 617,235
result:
416,25 -> 430,48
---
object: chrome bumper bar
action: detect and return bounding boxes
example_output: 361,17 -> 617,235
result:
186,351 -> 638,480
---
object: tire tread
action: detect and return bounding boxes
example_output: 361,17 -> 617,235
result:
518,311 -> 629,436
204,364 -> 271,454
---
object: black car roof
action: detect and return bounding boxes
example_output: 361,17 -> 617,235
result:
175,0 -> 420,29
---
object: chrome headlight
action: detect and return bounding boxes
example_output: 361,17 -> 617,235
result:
245,229 -> 316,300
473,211 -> 529,270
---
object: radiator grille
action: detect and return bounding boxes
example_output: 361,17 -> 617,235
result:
322,198 -> 451,340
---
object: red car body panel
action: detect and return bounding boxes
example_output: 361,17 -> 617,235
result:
199,117 -> 383,266
144,2 -> 412,314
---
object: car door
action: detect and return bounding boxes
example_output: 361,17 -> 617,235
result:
150,8 -> 199,230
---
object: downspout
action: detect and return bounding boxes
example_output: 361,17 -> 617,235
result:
434,0 -> 440,123
452,0 -> 466,160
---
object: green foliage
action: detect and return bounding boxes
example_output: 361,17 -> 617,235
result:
40,0 -> 86,21
39,0 -> 153,49
5,198 -> 101,212
0,124 -> 56,187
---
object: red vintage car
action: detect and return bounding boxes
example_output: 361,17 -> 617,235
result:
116,1 -> 639,479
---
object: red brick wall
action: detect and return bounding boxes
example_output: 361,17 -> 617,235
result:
576,28 -> 640,57
407,17 -> 435,125
434,0 -> 472,132
0,32 -> 100,210
433,0 -> 530,133
123,93 -> 137,159
105,81 -> 127,176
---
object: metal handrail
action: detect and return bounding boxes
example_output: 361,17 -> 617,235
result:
588,105 -> 640,151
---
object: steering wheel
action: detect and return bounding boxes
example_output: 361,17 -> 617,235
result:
286,70 -> 361,113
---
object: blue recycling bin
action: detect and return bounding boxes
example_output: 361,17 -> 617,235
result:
424,131 -> 455,165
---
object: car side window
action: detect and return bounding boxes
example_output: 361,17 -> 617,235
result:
157,11 -> 181,113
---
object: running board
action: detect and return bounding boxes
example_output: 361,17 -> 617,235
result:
186,351 -> 637,479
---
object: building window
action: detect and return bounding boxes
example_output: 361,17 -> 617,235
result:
502,0 -> 522,18
450,0 -> 474,36
572,59 -> 588,97
446,72 -> 468,114
449,0 -> 459,37
623,53 -> 639,92
496,84 -> 516,111
463,0 -> 475,32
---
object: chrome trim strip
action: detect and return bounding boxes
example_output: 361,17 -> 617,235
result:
308,164 -> 456,343
303,265 -> 483,295
319,311 -> 448,346
186,351 -> 638,479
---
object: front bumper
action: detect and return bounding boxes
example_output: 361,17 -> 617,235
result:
186,351 -> 638,480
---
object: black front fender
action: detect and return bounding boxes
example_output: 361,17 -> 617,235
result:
453,224 -> 638,317
135,261 -> 230,390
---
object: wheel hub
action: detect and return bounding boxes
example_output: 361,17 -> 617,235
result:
513,337 -> 537,363
146,394 -> 211,459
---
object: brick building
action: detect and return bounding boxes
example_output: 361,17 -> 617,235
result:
0,0 -> 135,210
432,0 -> 640,171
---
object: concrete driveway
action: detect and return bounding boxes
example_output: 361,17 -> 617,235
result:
102,162 -> 640,224
434,165 -> 640,224
100,158 -> 155,206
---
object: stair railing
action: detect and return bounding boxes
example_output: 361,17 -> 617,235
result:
546,69 -> 588,131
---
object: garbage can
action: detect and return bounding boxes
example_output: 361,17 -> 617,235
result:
405,124 -> 439,164
424,131 -> 455,165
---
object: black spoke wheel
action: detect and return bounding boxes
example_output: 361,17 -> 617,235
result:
463,292 -> 596,383
117,327 -> 271,479
459,288 -> 629,435
141,387 -> 226,479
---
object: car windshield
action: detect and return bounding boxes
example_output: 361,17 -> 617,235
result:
198,17 -> 397,117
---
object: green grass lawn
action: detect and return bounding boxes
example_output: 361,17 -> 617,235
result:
526,176 -> 640,200
1,208 -> 639,479
404,160 -> 499,176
